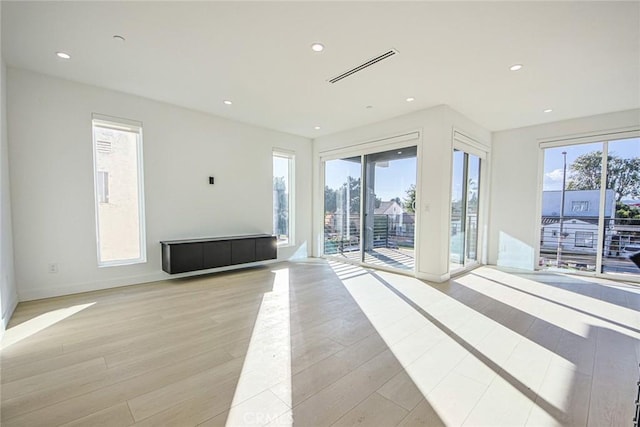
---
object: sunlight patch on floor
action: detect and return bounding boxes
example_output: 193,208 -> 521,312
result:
328,262 -> 574,426
226,268 -> 292,427
469,268 -> 640,341
1,302 -> 95,349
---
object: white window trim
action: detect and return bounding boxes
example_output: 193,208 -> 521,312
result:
318,131 -> 420,161
450,130 -> 489,272
92,114 -> 147,267
535,129 -> 640,282
273,149 -> 295,247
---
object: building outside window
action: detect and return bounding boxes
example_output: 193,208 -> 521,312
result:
92,115 -> 146,266
273,151 -> 294,246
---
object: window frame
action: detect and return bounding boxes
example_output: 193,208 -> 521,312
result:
273,150 -> 295,247
92,114 -> 147,267
537,129 -> 640,280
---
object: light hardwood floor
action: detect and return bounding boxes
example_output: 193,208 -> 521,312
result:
1,259 -> 638,426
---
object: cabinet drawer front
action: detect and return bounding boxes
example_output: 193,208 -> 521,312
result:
203,241 -> 232,269
231,240 -> 255,265
168,243 -> 203,274
255,237 -> 277,261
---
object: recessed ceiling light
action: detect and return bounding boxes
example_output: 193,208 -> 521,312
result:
509,64 -> 523,71
223,100 -> 233,105
397,151 -> 402,154
113,35 -> 126,42
543,108 -> 553,113
56,52 -> 71,60
311,43 -> 324,52
314,126 -> 321,130
406,97 -> 415,102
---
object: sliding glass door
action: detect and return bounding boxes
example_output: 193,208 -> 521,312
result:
323,146 -> 417,272
602,138 -> 640,274
323,157 -> 362,261
450,149 -> 482,271
539,136 -> 640,278
363,147 -> 417,270
540,143 -> 602,271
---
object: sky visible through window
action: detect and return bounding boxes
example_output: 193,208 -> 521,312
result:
325,157 -> 416,202
273,155 -> 289,182
451,151 -> 481,203
543,137 -> 639,201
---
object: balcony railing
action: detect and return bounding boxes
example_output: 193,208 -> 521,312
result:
539,216 -> 640,273
324,213 -> 415,255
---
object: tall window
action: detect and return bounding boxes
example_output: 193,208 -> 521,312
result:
92,115 -> 146,266
450,148 -> 482,271
273,151 -> 294,246
539,136 -> 639,276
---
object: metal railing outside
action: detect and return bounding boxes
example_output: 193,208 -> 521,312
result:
324,213 -> 415,255
539,216 -> 640,273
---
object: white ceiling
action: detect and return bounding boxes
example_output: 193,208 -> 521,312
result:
2,1 -> 639,138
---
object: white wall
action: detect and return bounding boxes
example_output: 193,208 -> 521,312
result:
1,61 -> 19,329
8,69 -> 311,301
313,105 -> 491,282
489,109 -> 640,270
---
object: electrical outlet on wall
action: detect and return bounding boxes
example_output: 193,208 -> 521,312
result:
48,263 -> 58,273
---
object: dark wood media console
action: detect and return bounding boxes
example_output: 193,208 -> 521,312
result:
160,234 -> 277,274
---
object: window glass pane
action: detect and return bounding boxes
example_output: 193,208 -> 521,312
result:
540,143 -> 602,271
450,150 -> 465,270
466,154 -> 480,263
450,149 -> 482,271
93,120 -> 145,265
273,154 -> 291,245
363,146 -> 417,271
602,137 -> 640,275
323,157 -> 362,257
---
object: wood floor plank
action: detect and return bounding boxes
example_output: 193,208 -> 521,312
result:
60,402 -> 135,427
2,349 -> 237,425
377,371 -> 424,412
291,350 -> 403,426
1,357 -> 107,401
1,261 -> 636,426
396,398 -> 446,427
331,392 -> 408,426
132,377 -> 238,427
128,358 -> 243,421
587,326 -> 638,427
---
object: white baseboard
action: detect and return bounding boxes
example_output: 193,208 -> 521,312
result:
18,272 -> 168,302
18,260 -> 281,302
415,271 -> 450,283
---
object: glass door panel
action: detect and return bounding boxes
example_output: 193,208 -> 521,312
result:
602,137 -> 640,275
540,143 -> 602,271
450,150 -> 465,270
465,155 -> 481,264
362,146 -> 417,271
323,157 -> 362,261
450,149 -> 482,271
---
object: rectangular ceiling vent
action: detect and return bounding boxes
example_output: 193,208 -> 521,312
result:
328,49 -> 398,84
